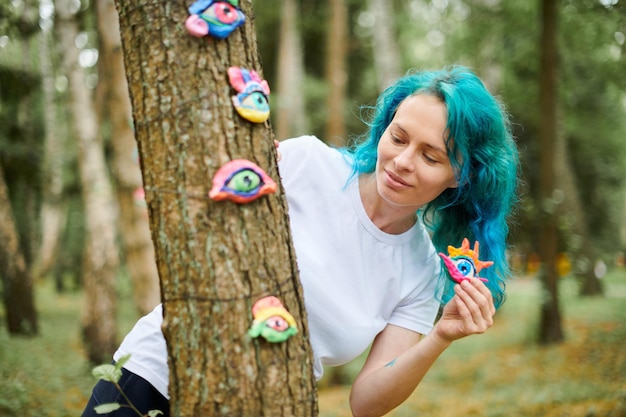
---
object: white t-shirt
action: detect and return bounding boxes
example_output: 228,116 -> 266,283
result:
114,135 -> 441,399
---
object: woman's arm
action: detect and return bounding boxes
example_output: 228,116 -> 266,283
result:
349,279 -> 496,417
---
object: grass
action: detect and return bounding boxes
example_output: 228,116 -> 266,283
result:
0,269 -> 625,416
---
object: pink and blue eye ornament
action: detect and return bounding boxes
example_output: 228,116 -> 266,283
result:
248,296 -> 298,343
227,66 -> 271,124
209,159 -> 277,204
438,238 -> 494,284
185,0 -> 246,39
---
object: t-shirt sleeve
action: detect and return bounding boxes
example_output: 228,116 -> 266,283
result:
277,135 -> 321,186
388,249 -> 442,335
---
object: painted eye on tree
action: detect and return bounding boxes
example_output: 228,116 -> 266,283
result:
240,91 -> 269,112
202,2 -> 238,24
454,257 -> 476,278
209,159 -> 277,204
225,169 -> 262,193
266,316 -> 290,332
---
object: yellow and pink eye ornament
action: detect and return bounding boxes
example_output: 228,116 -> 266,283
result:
438,238 -> 494,284
209,159 -> 277,204
248,296 -> 298,343
227,67 -> 271,124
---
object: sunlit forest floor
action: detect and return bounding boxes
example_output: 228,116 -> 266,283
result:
1,270 -> 625,417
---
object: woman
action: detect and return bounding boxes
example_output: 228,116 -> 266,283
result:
82,65 -> 519,417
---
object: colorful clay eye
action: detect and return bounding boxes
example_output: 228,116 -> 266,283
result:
438,238 -> 493,284
228,67 -> 271,123
453,257 -> 476,278
202,2 -> 238,25
265,316 -> 290,332
225,168 -> 262,193
248,296 -> 298,343
186,0 -> 246,39
209,159 -> 277,204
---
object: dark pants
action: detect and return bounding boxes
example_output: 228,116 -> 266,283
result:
81,366 -> 170,417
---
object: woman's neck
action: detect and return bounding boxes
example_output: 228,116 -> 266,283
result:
358,174 -> 418,235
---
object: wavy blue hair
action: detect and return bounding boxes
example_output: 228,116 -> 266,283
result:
343,65 -> 519,309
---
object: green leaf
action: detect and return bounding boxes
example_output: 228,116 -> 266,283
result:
94,403 -> 122,414
92,364 -> 122,383
147,410 -> 164,417
115,353 -> 132,370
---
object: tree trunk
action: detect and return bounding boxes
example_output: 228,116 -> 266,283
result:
537,0 -> 564,345
553,120 -> 603,296
368,0 -> 402,92
95,0 -> 160,315
274,0 -> 308,140
324,0 -> 347,146
115,1 -> 317,415
34,9 -> 67,282
55,0 -> 119,363
0,165 -> 38,336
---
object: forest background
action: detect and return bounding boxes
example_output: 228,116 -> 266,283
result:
0,0 -> 625,416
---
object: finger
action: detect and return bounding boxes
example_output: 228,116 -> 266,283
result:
466,279 -> 496,317
455,282 -> 493,331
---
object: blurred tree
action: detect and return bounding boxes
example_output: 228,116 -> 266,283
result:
537,0 -> 564,344
325,0 -> 348,145
95,0 -> 160,315
55,0 -> 119,362
368,0 -> 402,92
34,0 -> 67,282
0,164 -> 38,335
115,0 -> 317,415
0,0 -> 40,337
274,0 -> 308,140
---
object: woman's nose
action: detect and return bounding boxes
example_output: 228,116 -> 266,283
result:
394,148 -> 416,172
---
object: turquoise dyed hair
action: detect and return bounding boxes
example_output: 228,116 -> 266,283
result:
343,65 -> 519,309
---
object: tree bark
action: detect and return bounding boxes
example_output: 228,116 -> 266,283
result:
55,0 -> 120,362
324,0 -> 347,146
115,1 -> 317,415
95,0 -> 160,315
537,0 -> 564,344
0,165 -> 38,336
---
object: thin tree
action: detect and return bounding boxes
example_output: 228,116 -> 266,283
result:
114,1 -> 317,415
274,0 -> 308,140
34,1 -> 66,283
95,0 -> 160,315
0,165 -> 38,335
368,0 -> 402,92
537,0 -> 564,344
55,0 -> 120,362
324,0 -> 347,146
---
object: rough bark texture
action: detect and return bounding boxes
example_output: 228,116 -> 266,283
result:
55,0 -> 120,362
537,0 -> 564,344
115,1 -> 317,415
0,165 -> 38,336
96,0 -> 160,315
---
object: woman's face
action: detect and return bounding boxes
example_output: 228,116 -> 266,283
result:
375,94 -> 458,210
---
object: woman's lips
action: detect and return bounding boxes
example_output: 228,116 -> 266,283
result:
384,169 -> 411,188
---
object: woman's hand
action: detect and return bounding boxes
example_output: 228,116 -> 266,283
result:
274,140 -> 282,162
432,279 -> 496,344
